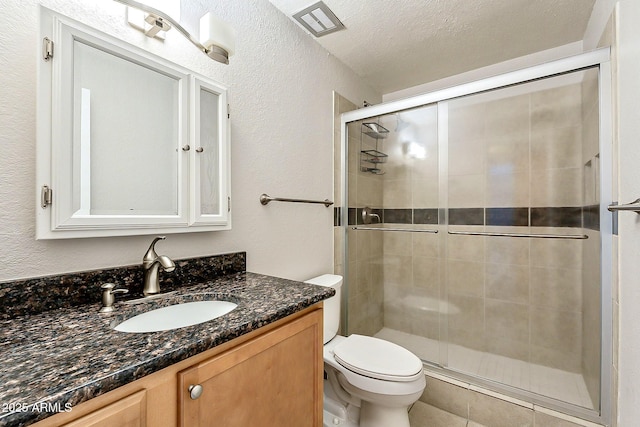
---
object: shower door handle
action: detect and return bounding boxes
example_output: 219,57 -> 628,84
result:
608,198 -> 640,214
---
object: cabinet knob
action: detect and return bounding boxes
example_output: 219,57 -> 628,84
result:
195,147 -> 204,153
182,145 -> 191,151
188,384 -> 203,400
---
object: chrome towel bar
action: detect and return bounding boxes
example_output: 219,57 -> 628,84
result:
351,227 -> 438,233
607,198 -> 640,214
259,193 -> 333,208
448,231 -> 588,239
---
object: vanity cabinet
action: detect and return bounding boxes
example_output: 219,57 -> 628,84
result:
60,390 -> 147,427
178,306 -> 322,426
31,306 -> 322,427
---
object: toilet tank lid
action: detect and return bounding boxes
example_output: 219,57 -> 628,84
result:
304,274 -> 343,288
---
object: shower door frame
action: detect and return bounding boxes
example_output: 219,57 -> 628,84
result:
340,48 -> 612,425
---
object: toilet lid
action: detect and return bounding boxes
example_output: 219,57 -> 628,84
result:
332,335 -> 423,382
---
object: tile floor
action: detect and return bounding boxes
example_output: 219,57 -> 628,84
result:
408,401 -> 592,427
409,401 -> 470,426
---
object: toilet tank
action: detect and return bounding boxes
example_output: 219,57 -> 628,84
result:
305,274 -> 342,344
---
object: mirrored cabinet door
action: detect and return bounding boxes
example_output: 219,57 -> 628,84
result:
190,77 -> 230,226
37,9 -> 231,239
71,37 -> 184,219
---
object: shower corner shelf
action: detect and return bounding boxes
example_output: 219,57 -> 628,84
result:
362,122 -> 390,139
361,150 -> 388,163
360,122 -> 389,175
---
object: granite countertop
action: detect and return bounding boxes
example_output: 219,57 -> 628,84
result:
0,271 -> 334,427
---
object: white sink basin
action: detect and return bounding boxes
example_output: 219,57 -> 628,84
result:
114,300 -> 237,333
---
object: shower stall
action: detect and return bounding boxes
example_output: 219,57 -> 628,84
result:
339,50 -> 612,424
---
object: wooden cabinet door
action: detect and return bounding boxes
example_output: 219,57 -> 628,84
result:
62,390 -> 146,427
179,309 -> 323,427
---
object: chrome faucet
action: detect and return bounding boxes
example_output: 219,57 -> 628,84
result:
142,236 -> 175,296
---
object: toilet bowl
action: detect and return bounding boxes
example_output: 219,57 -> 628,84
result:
305,274 -> 426,427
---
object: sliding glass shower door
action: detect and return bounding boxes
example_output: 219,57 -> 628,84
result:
343,58 -> 609,421
443,68 -> 601,409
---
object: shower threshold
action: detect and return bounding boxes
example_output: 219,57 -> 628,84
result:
374,327 -> 595,410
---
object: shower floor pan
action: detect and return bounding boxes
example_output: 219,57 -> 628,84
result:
374,327 -> 594,410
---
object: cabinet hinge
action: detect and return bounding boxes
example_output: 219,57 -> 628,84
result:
227,104 -> 230,119
228,196 -> 231,212
43,37 -> 54,61
41,185 -> 53,208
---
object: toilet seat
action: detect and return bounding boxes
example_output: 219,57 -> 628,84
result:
333,335 -> 423,382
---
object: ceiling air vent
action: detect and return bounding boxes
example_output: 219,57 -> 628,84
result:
293,1 -> 345,37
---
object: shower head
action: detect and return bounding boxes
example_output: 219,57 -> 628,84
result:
395,114 -> 410,132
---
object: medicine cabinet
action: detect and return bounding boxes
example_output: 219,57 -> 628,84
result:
36,8 -> 230,239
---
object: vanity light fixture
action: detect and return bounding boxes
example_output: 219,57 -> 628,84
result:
122,0 -> 178,39
113,0 -> 235,64
199,12 -> 235,64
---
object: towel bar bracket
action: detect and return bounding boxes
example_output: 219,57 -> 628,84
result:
607,198 -> 640,214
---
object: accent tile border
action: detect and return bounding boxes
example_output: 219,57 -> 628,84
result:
414,209 -> 439,224
449,208 -> 484,226
486,208 -> 529,227
345,206 -> 600,230
531,207 -> 582,228
383,208 -> 412,224
583,205 -> 600,231
0,252 -> 247,320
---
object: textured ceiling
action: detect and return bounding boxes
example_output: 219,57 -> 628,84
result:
269,0 -> 597,94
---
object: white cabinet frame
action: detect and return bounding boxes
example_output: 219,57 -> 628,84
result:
36,8 -> 231,239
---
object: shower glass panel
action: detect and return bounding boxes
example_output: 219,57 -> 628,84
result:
344,65 -> 603,415
345,105 -> 440,357
444,68 -> 600,410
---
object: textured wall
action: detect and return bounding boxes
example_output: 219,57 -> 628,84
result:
0,0 -> 379,282
617,0 -> 640,424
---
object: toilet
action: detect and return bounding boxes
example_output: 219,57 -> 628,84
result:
305,274 -> 426,427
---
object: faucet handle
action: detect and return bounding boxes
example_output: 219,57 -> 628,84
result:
101,283 -> 116,291
361,207 -> 381,224
143,236 -> 167,264
100,283 -> 129,313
